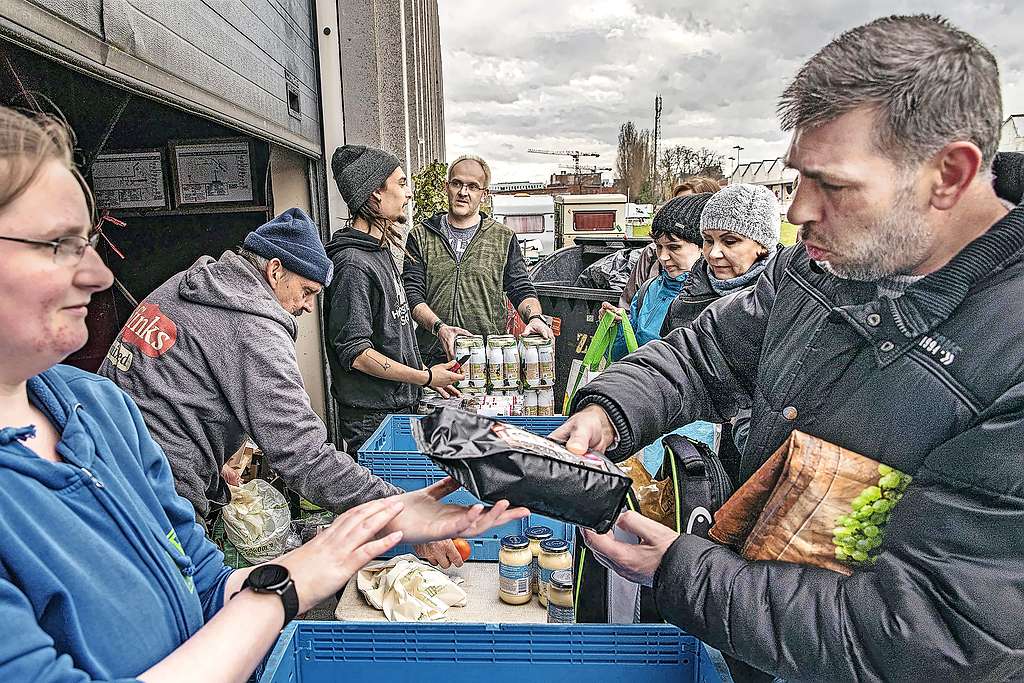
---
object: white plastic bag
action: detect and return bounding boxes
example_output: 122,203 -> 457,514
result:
347,554 -> 468,622
221,479 -> 291,564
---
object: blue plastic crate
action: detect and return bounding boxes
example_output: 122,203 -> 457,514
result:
258,621 -> 723,683
359,414 -> 572,560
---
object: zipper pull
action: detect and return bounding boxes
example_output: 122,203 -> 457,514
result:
81,468 -> 105,489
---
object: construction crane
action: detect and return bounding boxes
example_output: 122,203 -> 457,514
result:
529,149 -> 603,194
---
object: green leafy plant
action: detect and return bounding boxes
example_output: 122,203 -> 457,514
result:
412,160 -> 449,223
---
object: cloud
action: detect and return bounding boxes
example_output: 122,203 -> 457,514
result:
439,1 -> 1024,183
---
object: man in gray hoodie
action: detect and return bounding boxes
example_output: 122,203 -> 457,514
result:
99,208 -> 501,566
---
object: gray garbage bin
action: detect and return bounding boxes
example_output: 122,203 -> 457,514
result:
531,235 -> 650,410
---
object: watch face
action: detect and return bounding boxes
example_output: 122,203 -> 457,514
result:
250,564 -> 290,590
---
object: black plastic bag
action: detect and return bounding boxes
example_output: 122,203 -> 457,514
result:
412,408 -> 631,533
574,248 -> 642,290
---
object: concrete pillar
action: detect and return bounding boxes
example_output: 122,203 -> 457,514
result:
269,144 -> 327,421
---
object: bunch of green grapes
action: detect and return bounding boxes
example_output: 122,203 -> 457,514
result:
832,464 -> 912,565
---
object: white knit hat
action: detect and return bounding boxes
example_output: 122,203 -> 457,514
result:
699,183 -> 781,249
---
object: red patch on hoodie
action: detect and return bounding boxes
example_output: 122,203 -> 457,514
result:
120,302 -> 178,358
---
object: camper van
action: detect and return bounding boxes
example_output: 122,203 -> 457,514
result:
490,193 -> 556,263
553,193 -> 628,249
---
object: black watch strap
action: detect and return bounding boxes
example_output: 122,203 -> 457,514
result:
234,564 -> 299,627
431,319 -> 445,336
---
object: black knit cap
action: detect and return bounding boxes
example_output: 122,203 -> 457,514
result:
994,152 -> 1024,204
331,145 -> 402,214
651,192 -> 713,246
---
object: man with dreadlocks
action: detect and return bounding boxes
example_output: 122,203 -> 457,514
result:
325,145 -> 462,454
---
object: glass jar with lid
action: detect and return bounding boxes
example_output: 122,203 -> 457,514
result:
538,538 -> 572,607
546,569 -> 575,623
524,525 -> 553,595
498,535 -> 532,605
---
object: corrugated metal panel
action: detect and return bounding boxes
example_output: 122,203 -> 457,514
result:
1,0 -> 321,156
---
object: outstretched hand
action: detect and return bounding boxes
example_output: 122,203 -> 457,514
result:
386,478 -> 530,544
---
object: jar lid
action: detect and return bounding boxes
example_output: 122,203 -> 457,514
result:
549,569 -> 573,590
540,539 -> 570,553
501,535 -> 529,550
524,525 -> 553,540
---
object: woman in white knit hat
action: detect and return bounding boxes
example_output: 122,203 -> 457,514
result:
660,182 -> 782,482
698,182 -> 782,293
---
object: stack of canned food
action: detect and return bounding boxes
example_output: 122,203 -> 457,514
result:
434,333 -> 556,416
497,527 -> 574,623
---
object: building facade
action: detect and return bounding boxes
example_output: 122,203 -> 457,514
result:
729,157 -> 798,211
1,0 -> 445,435
1001,115 -> 1024,152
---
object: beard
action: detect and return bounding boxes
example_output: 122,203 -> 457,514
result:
394,212 -> 408,225
810,180 -> 933,282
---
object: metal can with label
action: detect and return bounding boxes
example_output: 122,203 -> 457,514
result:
464,335 -> 487,387
522,337 -> 541,387
536,338 -> 555,385
461,386 -> 485,412
537,387 -> 555,416
486,335 -> 516,388
524,389 -> 538,416
502,340 -> 521,386
487,342 -> 504,386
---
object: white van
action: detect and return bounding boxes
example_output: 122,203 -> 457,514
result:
490,193 -> 556,263
553,193 -> 628,249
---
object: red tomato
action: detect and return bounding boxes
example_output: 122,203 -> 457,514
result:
453,538 -> 472,561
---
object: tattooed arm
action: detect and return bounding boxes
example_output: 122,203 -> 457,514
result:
352,349 -> 465,392
352,348 -> 428,385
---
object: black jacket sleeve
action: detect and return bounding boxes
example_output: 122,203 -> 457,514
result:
327,261 -> 376,370
403,232 -> 428,311
572,248 -> 780,460
503,237 -> 537,308
652,384 -> 1024,682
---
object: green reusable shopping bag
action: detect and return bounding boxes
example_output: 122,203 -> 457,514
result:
561,310 -> 638,415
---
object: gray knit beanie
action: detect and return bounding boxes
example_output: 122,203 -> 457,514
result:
651,193 -> 712,246
331,145 -> 402,214
699,183 -> 781,249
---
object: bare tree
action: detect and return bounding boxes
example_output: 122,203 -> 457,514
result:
615,121 -> 653,201
657,145 -> 726,199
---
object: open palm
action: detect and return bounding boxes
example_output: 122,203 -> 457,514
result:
384,478 -> 529,543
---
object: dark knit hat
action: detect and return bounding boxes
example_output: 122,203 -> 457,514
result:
651,193 -> 712,246
994,152 -> 1024,204
243,208 -> 333,286
331,144 -> 402,214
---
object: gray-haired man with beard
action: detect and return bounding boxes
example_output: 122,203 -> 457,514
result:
553,14 -> 1024,682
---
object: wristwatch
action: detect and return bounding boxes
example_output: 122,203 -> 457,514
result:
431,319 -> 445,336
232,564 -> 299,627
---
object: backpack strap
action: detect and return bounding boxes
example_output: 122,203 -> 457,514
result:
662,434 -> 716,537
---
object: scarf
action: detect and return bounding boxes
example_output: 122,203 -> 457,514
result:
707,256 -> 770,296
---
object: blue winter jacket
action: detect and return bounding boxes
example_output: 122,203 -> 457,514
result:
611,270 -> 688,360
0,365 -> 234,682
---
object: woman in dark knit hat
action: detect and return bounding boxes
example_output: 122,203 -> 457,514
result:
600,192 -> 712,359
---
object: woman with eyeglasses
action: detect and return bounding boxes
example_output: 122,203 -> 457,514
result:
0,105 -> 520,682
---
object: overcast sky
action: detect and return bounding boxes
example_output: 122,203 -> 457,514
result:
437,1 -> 1024,184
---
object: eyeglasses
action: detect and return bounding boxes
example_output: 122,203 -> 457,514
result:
447,179 -> 486,193
0,233 -> 101,266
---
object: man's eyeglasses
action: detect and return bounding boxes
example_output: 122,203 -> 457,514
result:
447,179 -> 486,193
0,233 -> 101,266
